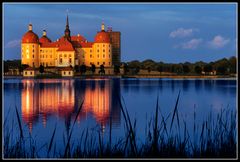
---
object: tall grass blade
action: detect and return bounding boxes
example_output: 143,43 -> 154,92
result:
15,106 -> 23,139
64,100 -> 84,157
47,123 -> 57,157
170,90 -> 181,132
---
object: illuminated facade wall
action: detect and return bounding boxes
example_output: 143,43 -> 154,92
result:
21,43 -> 39,67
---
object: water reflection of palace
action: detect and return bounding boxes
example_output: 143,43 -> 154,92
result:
21,79 -> 121,132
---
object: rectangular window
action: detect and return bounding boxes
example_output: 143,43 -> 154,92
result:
97,50 -> 99,53
109,54 -> 110,58
64,54 -> 67,58
103,62 -> 105,65
97,55 -> 99,58
69,71 -> 71,75
43,55 -> 44,58
103,49 -> 105,52
33,55 -> 34,58
109,62 -> 110,65
33,62 -> 34,66
109,49 -> 111,52
25,72 -> 27,75
33,49 -> 34,52
103,54 -> 105,58
90,50 -> 92,53
90,54 -> 92,58
64,71 -> 66,75
97,62 -> 99,65
69,58 -> 72,63
30,72 -> 32,75
103,44 -> 105,47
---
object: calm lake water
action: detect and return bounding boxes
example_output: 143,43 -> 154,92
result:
3,78 -> 237,157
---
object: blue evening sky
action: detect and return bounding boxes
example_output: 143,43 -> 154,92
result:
3,3 -> 237,63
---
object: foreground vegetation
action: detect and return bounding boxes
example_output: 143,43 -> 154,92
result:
3,93 -> 236,158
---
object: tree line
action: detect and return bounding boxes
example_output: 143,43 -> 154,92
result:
122,56 -> 236,75
3,56 -> 237,76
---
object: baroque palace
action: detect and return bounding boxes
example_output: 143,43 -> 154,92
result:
21,15 -> 121,76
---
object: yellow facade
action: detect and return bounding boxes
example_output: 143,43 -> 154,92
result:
23,70 -> 37,77
21,43 -> 39,67
57,51 -> 75,67
39,47 -> 58,67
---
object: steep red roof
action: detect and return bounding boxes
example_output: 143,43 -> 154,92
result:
22,31 -> 39,43
39,36 -> 52,44
71,35 -> 86,42
57,38 -> 75,51
94,31 -> 110,43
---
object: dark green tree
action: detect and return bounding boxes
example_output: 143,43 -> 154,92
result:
39,65 -> 44,74
4,63 -> 9,74
99,64 -> 105,75
114,64 -> 120,75
91,63 -> 96,74
183,64 -> 190,74
80,64 -> 87,74
74,65 -> 80,73
123,63 -> 129,75
194,65 -> 202,74
203,64 -> 213,73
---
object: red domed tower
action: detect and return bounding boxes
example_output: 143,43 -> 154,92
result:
93,22 -> 112,67
21,24 -> 40,67
39,30 -> 51,44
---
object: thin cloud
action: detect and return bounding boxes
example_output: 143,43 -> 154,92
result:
208,35 -> 230,49
178,38 -> 202,49
169,28 -> 198,38
5,39 -> 21,48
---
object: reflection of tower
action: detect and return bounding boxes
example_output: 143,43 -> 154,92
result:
21,80 -> 39,132
74,79 -> 121,127
21,79 -> 75,130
